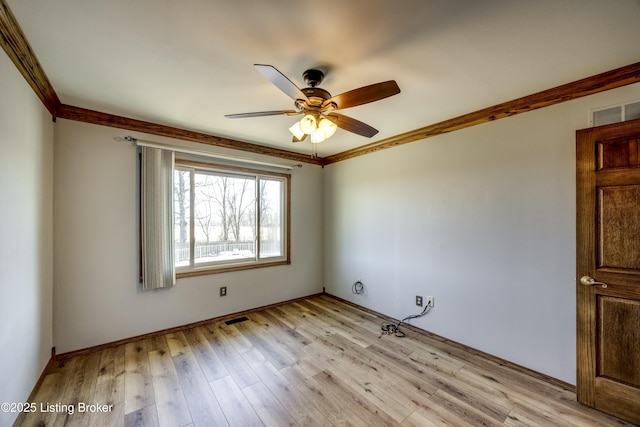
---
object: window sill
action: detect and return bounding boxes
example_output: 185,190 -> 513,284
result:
176,259 -> 290,278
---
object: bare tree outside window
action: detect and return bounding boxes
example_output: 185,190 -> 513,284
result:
173,163 -> 286,273
174,170 -> 190,266
259,179 -> 283,257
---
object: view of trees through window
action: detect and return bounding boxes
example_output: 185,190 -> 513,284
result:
173,165 -> 285,271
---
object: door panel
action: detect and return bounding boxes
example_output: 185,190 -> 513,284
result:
598,296 -> 640,387
576,118 -> 640,425
598,185 -> 640,269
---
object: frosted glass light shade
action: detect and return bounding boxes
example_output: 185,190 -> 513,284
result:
318,118 -> 337,139
299,114 -> 317,134
310,129 -> 325,143
288,121 -> 305,139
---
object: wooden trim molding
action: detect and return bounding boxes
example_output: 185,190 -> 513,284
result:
56,104 -> 323,166
53,290 -> 574,394
0,0 -> 60,115
327,293 -> 576,392
324,61 -> 640,165
55,293 -> 324,361
3,0 -> 639,166
13,349 -> 57,426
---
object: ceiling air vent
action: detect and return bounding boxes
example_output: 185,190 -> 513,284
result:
590,100 -> 640,127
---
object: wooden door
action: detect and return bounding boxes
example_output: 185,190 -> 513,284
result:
576,118 -> 640,424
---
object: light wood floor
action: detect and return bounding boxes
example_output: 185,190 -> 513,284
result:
19,294 -> 632,426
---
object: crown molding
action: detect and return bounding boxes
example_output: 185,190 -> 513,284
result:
56,104 -> 323,165
324,61 -> 640,165
0,0 -> 60,115
3,0 -> 639,166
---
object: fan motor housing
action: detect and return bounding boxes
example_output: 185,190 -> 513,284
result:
303,68 -> 325,87
302,87 -> 331,107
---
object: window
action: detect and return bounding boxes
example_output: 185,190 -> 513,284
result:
590,99 -> 640,127
173,159 -> 290,276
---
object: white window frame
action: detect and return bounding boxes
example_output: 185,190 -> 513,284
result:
589,98 -> 640,127
174,158 -> 290,277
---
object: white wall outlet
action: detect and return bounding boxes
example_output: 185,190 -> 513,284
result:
426,296 -> 434,307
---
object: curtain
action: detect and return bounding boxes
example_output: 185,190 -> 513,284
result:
141,146 -> 175,290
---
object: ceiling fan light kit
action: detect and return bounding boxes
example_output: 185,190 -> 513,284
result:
225,64 -> 401,144
289,114 -> 338,143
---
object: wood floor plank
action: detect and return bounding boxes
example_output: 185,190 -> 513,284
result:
124,341 -> 155,415
321,332 -> 440,396
20,295 -> 636,426
233,316 -> 297,369
144,335 -> 169,353
217,322 -> 253,354
98,344 -> 126,377
253,310 -> 313,348
199,322 -> 260,389
210,375 -> 264,427
165,331 -> 190,357
89,344 -> 126,426
172,350 -> 228,426
459,365 -> 630,427
182,327 -> 229,382
312,369 -> 399,426
504,400 -> 572,427
19,372 -> 66,427
407,347 -> 466,376
280,364 -> 368,426
242,382 -> 297,427
270,305 -> 334,341
325,351 -> 415,423
241,348 -> 332,427
400,408 -> 450,427
89,367 -> 125,427
58,351 -> 102,427
297,300 -> 376,348
148,349 -> 192,427
369,340 -> 515,423
429,388 -> 505,426
250,311 -> 311,363
123,405 -> 159,427
263,307 -> 299,330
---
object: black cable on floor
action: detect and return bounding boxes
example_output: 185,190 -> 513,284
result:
379,304 -> 432,338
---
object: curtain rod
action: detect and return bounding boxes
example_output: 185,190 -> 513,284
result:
114,136 -> 302,171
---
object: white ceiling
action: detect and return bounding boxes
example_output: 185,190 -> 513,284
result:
7,0 -> 640,158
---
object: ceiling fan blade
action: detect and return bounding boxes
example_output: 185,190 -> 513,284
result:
225,110 -> 299,118
254,64 -> 310,103
292,134 -> 308,143
322,80 -> 400,110
325,113 -> 379,138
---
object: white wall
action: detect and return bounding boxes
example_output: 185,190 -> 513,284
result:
0,53 -> 54,426
53,120 -> 323,353
323,83 -> 640,385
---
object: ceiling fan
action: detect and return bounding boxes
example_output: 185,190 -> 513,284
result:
225,64 -> 401,143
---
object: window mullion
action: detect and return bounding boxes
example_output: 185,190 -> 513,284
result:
256,176 -> 261,260
189,170 -> 195,268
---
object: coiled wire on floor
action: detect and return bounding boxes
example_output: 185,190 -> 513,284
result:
379,304 -> 432,338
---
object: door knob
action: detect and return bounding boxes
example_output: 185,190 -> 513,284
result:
580,276 -> 608,288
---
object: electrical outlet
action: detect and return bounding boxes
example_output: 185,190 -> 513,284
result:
220,286 -> 227,297
426,296 -> 434,307
416,295 -> 423,306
